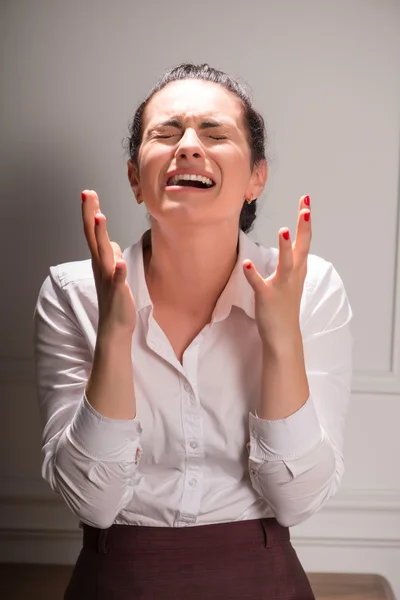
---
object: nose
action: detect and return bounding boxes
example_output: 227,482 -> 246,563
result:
174,128 -> 205,161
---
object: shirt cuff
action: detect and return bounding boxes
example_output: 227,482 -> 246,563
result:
248,396 -> 323,461
68,392 -> 143,461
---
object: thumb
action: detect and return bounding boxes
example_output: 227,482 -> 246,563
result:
242,260 -> 265,293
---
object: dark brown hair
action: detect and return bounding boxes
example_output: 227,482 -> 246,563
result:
124,63 -> 268,233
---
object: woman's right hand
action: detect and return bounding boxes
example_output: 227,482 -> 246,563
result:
81,190 -> 137,338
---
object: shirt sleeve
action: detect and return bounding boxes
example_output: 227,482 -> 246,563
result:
247,260 -> 353,527
33,268 -> 143,529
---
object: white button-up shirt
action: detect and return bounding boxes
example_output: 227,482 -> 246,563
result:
33,228 -> 353,530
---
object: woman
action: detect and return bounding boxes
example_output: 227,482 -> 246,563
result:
33,63 -> 353,599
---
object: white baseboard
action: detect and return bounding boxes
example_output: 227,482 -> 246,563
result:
0,485 -> 399,563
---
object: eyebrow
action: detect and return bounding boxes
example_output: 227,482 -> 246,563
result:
149,117 -> 224,133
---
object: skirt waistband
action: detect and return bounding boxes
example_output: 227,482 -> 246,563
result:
82,517 -> 290,555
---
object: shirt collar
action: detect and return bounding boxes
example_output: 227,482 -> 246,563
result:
123,228 -> 273,322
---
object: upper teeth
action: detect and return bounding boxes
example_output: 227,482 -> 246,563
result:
168,174 -> 214,186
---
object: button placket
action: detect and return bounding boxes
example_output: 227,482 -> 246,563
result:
179,373 -> 204,524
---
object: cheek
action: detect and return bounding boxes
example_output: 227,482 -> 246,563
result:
222,151 -> 252,187
218,142 -> 250,168
139,147 -> 167,186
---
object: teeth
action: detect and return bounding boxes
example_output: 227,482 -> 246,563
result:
168,174 -> 214,187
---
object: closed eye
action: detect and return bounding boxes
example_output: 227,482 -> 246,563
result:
155,134 -> 227,140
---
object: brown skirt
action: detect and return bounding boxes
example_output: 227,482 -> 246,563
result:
64,518 -> 315,600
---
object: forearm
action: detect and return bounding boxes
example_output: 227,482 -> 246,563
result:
49,428 -> 137,529
249,435 -> 337,527
257,332 -> 309,420
54,333 -> 141,525
86,332 -> 136,419
250,332 -> 344,527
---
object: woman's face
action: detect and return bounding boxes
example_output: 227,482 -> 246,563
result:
128,79 -> 266,227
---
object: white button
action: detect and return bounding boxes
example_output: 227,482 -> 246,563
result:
189,478 -> 197,487
190,398 -> 196,406
184,381 -> 191,392
190,441 -> 198,449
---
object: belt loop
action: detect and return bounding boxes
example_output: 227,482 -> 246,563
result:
97,528 -> 110,554
261,518 -> 290,548
261,519 -> 272,548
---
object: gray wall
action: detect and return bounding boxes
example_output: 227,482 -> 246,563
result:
1,0 -> 400,595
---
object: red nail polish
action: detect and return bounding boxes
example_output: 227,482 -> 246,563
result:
245,262 -> 252,270
304,195 -> 310,206
283,230 -> 290,240
81,192 -> 87,203
304,212 -> 310,222
95,215 -> 100,226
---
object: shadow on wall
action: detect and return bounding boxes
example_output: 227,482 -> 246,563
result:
1,145 -> 91,354
0,143 -> 92,504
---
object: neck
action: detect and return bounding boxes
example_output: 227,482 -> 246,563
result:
143,222 -> 240,315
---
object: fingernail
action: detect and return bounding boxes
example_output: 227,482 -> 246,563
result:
304,212 -> 310,222
81,192 -> 87,203
95,215 -> 100,226
245,262 -> 252,270
283,230 -> 290,240
304,195 -> 310,206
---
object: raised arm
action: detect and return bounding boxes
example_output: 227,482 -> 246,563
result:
33,190 -> 142,529
243,195 -> 353,526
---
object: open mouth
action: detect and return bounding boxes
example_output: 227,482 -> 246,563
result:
166,174 -> 216,190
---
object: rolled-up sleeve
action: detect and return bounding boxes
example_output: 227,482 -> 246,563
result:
248,260 -> 353,527
33,269 -> 143,529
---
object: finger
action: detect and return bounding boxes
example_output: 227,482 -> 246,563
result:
242,258 -> 266,294
110,243 -> 125,283
94,212 -> 116,278
81,189 -> 103,287
110,241 -> 123,262
293,204 -> 312,268
81,189 -> 101,264
300,194 -> 310,210
275,228 -> 293,282
112,259 -> 127,285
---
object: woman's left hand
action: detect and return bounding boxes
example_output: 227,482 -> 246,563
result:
243,195 -> 311,351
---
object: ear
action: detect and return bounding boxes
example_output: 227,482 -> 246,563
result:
246,160 -> 268,200
127,159 -> 142,203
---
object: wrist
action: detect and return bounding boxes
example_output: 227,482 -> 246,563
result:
261,331 -> 304,359
96,326 -> 134,350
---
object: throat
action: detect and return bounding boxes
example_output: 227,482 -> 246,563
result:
144,256 -> 216,315
142,234 -> 239,314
